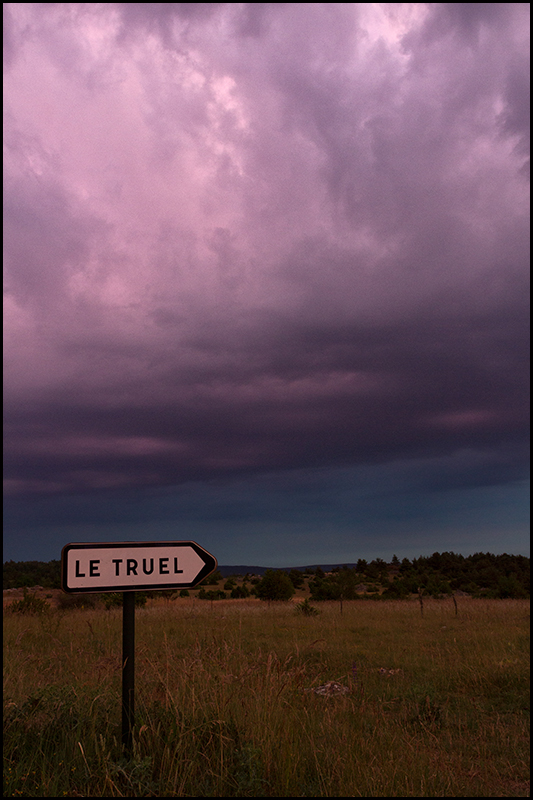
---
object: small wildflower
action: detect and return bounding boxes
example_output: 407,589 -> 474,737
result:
305,681 -> 350,696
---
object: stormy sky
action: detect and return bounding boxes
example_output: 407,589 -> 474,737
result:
3,3 -> 530,566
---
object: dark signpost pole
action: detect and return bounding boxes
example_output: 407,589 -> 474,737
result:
122,591 -> 135,752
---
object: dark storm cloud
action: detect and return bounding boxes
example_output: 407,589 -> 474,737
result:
4,298 -> 528,494
3,3 -> 529,560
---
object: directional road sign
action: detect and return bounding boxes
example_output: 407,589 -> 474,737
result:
61,541 -> 217,593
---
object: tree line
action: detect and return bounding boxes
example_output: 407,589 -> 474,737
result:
306,552 -> 529,601
3,551 -> 529,600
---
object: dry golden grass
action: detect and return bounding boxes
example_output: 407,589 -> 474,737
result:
4,597 -> 530,796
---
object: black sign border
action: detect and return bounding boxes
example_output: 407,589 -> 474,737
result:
61,540 -> 217,593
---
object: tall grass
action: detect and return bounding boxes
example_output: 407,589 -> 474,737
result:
4,598 -> 530,796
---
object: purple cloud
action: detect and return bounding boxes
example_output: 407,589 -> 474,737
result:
3,4 -> 529,561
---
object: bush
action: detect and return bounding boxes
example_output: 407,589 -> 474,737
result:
103,592 -> 147,609
9,588 -> 50,615
255,570 -> 295,602
295,598 -> 320,617
198,589 -> 226,600
200,570 -> 223,586
231,584 -> 250,599
57,593 -> 98,611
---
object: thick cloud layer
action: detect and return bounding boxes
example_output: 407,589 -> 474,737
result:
3,4 -> 529,561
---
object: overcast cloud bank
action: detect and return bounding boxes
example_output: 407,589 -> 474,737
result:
3,3 -> 529,563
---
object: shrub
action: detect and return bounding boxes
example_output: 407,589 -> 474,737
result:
103,592 -> 147,609
231,584 -> 250,599
198,588 -> 226,600
57,593 -> 98,611
255,570 -> 295,602
295,598 -> 320,617
9,588 -> 50,615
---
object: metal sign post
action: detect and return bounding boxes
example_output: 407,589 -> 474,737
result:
61,541 -> 217,752
122,591 -> 135,751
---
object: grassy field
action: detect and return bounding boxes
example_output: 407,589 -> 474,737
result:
3,597 -> 530,797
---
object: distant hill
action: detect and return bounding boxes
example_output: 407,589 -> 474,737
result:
217,564 -> 359,577
217,565 -> 270,577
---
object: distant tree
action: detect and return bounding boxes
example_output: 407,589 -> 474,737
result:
230,584 -> 250,599
381,580 -> 409,599
496,574 -> 528,599
256,570 -> 295,602
288,569 -> 304,589
365,561 -> 380,580
2,560 -> 61,589
309,567 -> 361,607
201,569 -> 223,586
309,573 -> 335,601
399,557 -> 412,574
198,588 -> 226,600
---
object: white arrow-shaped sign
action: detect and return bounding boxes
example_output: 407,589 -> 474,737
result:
61,541 -> 217,593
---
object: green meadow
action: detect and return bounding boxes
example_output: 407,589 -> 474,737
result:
3,597 -> 530,797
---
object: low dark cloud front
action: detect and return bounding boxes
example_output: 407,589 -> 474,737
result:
3,3 -> 529,565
